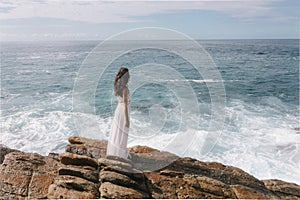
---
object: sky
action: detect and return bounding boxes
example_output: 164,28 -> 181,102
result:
0,0 -> 299,41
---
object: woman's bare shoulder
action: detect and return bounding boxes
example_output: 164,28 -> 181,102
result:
122,86 -> 129,95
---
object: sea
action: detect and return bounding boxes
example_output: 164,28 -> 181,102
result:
1,39 -> 299,184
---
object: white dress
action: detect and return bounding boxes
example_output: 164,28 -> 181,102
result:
106,90 -> 130,158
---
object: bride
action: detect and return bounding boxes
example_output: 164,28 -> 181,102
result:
106,67 -> 131,159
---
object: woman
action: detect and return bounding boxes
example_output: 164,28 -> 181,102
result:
106,67 -> 131,159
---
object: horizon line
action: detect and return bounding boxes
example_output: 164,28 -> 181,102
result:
1,38 -> 299,43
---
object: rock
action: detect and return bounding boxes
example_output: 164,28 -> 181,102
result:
1,137 -> 300,199
160,169 -> 184,177
263,179 -> 300,198
128,145 -> 159,153
0,164 -> 32,197
0,144 -> 19,164
59,165 -> 99,183
47,175 -> 99,199
28,172 -> 54,199
100,170 -> 148,192
145,171 -> 189,199
164,157 -> 265,190
195,176 -> 236,198
106,154 -> 133,165
68,136 -> 105,146
48,152 -> 60,161
98,157 -> 133,171
102,165 -> 145,181
220,164 -> 265,189
130,149 -> 179,171
48,184 -> 96,199
145,171 -> 236,199
230,185 -> 279,199
99,181 -> 149,199
67,136 -> 107,158
0,151 -> 61,199
59,152 -> 98,169
66,143 -> 89,156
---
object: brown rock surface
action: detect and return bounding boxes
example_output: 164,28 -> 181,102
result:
99,181 -> 149,199
1,136 -> 300,199
98,157 -> 133,171
144,171 -> 236,199
0,151 -> 61,199
66,136 -> 107,158
59,152 -> 98,169
47,175 -> 100,199
127,145 -> 159,153
48,184 -> 96,199
230,185 -> 278,199
59,165 -> 99,183
162,157 -> 265,189
0,145 -> 19,164
129,148 -> 179,171
100,170 -> 148,193
263,179 -> 300,199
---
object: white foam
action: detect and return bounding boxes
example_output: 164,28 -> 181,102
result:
1,109 -> 73,155
125,97 -> 300,184
2,92 -> 299,185
163,79 -> 226,83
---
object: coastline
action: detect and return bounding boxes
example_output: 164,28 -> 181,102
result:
1,136 -> 300,199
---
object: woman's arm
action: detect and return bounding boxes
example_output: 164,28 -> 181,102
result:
123,87 -> 130,128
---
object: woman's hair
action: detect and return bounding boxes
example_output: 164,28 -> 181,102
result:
114,67 -> 129,96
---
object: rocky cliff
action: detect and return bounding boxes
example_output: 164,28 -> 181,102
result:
0,136 -> 299,199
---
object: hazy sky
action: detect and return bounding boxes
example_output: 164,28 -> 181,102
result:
0,0 -> 299,41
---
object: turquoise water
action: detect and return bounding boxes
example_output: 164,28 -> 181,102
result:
1,39 -> 299,184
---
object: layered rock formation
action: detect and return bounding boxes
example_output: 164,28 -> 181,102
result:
0,136 -> 299,199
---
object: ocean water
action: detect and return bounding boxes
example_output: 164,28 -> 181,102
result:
1,39 -> 299,184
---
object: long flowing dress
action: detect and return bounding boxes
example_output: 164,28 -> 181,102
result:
106,90 -> 130,158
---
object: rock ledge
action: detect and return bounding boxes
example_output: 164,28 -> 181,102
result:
0,136 -> 299,199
